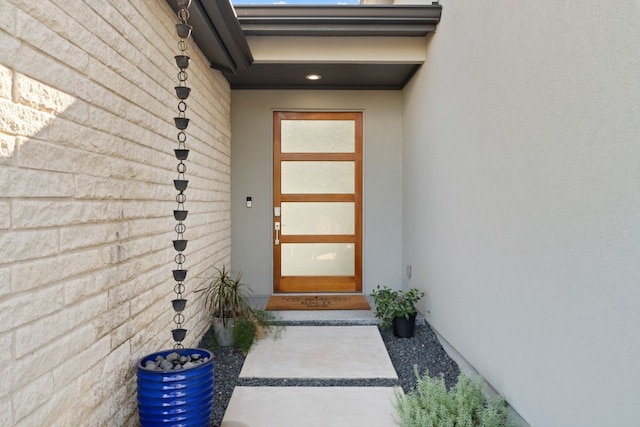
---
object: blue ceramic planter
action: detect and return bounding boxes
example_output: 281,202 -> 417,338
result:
136,348 -> 214,427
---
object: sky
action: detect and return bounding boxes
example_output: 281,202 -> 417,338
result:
232,0 -> 359,4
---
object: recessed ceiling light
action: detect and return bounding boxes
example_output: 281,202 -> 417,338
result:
305,74 -> 322,81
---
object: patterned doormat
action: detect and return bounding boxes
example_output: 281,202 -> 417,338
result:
265,295 -> 371,311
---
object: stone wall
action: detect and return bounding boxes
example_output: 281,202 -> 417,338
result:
0,1 -> 231,425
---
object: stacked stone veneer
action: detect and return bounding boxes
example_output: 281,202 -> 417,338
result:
0,1 -> 231,425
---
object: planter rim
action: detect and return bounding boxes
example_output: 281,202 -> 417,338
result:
136,348 -> 213,371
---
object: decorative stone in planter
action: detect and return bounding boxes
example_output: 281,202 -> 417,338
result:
392,313 -> 417,338
137,348 -> 214,427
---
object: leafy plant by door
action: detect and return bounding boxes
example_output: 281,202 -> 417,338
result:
371,285 -> 425,329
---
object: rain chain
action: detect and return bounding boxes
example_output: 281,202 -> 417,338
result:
171,0 -> 193,348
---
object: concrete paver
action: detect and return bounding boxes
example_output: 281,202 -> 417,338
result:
239,326 -> 397,379
223,325 -> 402,427
221,387 -> 400,427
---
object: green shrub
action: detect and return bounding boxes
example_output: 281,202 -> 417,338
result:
371,285 -> 425,329
395,367 -> 519,427
232,317 -> 257,354
232,309 -> 285,354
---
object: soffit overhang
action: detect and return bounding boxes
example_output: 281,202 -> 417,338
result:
166,0 -> 442,89
233,5 -> 442,37
167,0 -> 253,74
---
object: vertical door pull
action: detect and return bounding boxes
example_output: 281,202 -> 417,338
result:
274,222 -> 280,245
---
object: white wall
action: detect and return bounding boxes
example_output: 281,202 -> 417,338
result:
0,1 -> 231,425
402,1 -> 640,426
231,90 -> 403,296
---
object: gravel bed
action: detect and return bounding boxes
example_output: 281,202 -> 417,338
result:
198,322 -> 460,427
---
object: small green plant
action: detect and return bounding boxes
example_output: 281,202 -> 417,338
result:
371,285 -> 425,329
253,309 -> 286,339
394,367 -> 519,427
232,309 -> 286,354
232,317 -> 257,353
202,330 -> 219,350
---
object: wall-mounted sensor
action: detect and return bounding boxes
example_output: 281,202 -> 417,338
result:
246,196 -> 252,208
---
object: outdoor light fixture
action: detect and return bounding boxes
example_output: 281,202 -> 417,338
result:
305,74 -> 322,81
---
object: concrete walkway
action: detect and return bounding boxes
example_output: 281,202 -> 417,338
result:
220,325 -> 402,427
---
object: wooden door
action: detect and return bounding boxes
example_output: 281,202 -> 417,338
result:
273,111 -> 363,293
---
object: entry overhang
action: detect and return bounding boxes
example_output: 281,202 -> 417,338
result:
234,4 -> 442,37
165,0 -> 442,89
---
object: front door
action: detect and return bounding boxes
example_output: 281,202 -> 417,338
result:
273,111 -> 363,293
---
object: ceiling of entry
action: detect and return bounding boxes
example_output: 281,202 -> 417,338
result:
167,0 -> 442,89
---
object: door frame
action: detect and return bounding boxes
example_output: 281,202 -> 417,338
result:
273,111 -> 363,293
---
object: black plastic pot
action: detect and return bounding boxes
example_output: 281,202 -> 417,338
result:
392,313 -> 417,338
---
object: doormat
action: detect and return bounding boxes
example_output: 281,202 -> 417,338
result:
265,295 -> 371,311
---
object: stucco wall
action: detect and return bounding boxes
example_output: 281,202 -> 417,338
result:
0,1 -> 231,425
230,90 -> 403,296
402,1 -> 640,425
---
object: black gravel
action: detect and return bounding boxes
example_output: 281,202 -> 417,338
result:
198,322 -> 460,427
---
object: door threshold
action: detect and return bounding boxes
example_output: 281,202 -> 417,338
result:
248,295 -> 378,325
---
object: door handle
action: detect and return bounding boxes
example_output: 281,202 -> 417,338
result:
274,222 -> 280,245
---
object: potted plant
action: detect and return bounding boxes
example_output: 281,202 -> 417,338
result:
196,265 -> 254,346
370,285 -> 425,338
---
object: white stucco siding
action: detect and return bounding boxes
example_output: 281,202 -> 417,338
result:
402,1 -> 640,426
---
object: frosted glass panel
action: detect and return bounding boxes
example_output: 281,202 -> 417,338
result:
281,162 -> 354,194
281,120 -> 355,153
281,243 -> 354,276
281,202 -> 354,235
